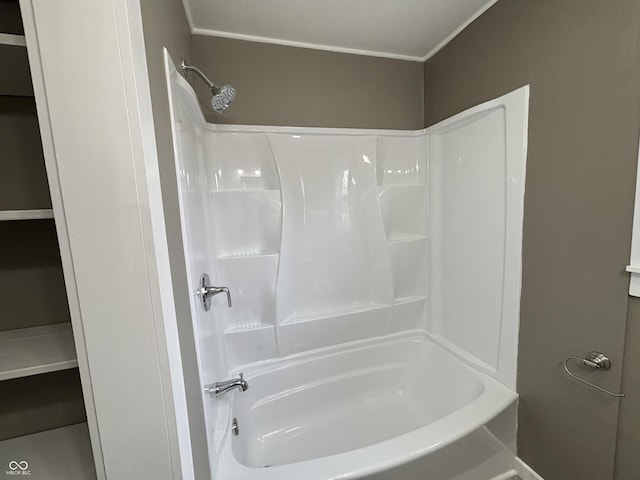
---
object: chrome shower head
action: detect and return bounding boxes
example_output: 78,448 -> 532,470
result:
181,59 -> 236,114
211,85 -> 236,114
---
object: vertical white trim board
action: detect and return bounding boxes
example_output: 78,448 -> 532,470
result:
22,1 -> 182,478
19,0 -> 106,477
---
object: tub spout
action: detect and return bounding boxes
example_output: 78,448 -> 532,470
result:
205,373 -> 248,398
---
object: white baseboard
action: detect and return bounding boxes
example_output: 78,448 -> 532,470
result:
514,457 -> 544,480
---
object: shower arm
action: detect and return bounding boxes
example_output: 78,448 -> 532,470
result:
181,59 -> 220,93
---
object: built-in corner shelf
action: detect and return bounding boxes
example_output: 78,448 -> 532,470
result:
393,295 -> 427,306
281,303 -> 391,326
0,423 -> 96,479
217,252 -> 279,262
211,188 -> 281,193
0,33 -> 26,47
0,209 -> 54,221
387,235 -> 427,245
225,321 -> 274,334
0,323 -> 78,381
389,296 -> 428,333
377,183 -> 427,189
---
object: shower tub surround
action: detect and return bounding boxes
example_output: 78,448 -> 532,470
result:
165,51 -> 529,480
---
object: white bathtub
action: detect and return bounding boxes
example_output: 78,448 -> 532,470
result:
214,332 -> 517,480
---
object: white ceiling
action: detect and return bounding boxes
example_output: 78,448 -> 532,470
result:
182,0 -> 498,62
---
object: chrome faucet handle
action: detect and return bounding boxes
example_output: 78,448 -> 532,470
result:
197,273 -> 232,311
204,285 -> 232,308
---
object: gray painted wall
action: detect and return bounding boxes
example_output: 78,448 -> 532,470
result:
138,1 -> 210,478
424,1 -> 640,479
191,35 -> 424,129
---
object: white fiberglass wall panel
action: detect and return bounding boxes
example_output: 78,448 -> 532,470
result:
174,125 -> 430,364
430,108 -> 506,369
269,134 -> 393,355
203,131 -> 283,367
428,86 -> 528,389
377,135 -> 429,335
203,132 -> 280,192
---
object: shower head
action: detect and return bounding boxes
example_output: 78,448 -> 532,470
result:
211,84 -> 236,113
181,59 -> 236,114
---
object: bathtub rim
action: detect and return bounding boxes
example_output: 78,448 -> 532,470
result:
213,330 -> 518,480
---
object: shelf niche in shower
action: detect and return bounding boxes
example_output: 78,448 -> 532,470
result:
205,131 -> 283,367
377,134 -> 429,335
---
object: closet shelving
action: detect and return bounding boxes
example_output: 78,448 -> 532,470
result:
0,32 -> 26,46
0,323 -> 77,381
0,6 -> 95,478
0,24 -> 76,384
0,208 -> 54,220
0,424 -> 94,477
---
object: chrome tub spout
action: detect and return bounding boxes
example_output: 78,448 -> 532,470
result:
205,373 -> 248,398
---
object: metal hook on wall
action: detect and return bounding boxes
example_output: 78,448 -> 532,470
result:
563,352 -> 625,398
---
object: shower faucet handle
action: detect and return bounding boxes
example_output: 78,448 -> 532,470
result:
197,273 -> 232,311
